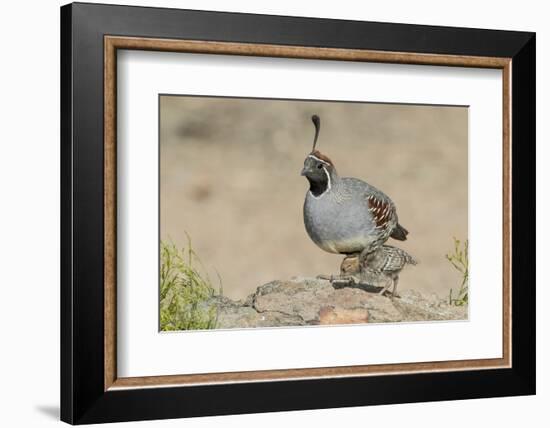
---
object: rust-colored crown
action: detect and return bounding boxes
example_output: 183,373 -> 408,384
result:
311,150 -> 334,166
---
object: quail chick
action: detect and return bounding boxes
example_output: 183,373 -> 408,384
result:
319,245 -> 418,296
336,246 -> 417,297
302,115 -> 409,262
362,245 -> 417,296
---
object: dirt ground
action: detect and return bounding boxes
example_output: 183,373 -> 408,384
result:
160,96 -> 468,300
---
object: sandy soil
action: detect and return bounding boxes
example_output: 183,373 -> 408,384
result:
160,96 -> 468,300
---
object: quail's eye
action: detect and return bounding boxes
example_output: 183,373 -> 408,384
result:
317,164 -> 324,169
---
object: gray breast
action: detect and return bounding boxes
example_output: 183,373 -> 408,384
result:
303,180 -> 377,254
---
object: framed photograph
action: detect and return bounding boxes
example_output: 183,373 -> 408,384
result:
60,2 -> 535,424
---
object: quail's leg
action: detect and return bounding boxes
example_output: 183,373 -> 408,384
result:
390,275 -> 400,298
378,277 -> 393,296
358,247 -> 370,265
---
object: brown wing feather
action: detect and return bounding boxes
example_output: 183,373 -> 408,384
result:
367,194 -> 395,230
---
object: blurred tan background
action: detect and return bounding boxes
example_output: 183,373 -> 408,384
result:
160,96 -> 468,300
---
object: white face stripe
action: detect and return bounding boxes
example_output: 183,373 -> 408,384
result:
307,154 -> 331,166
324,167 -> 332,191
309,165 -> 332,199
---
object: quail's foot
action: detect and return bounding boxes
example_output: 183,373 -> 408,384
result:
380,290 -> 400,299
378,289 -> 400,299
378,279 -> 399,298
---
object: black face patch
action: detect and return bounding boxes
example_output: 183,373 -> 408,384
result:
307,172 -> 329,197
302,153 -> 333,196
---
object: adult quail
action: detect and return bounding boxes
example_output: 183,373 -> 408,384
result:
302,115 -> 409,262
339,245 -> 417,296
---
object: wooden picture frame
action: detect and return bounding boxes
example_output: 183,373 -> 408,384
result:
61,2 -> 535,424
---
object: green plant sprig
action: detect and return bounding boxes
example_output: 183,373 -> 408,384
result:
160,236 -> 221,331
446,237 -> 469,306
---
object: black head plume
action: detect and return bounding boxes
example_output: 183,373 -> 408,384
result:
311,115 -> 320,152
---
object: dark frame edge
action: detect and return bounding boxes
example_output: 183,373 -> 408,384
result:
61,3 -> 74,425
510,33 -> 536,394
61,2 -> 536,424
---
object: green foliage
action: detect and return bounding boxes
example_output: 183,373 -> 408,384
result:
160,237 -> 221,331
446,237 -> 469,306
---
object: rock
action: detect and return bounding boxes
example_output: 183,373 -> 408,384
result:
319,307 -> 369,325
207,295 -> 306,329
204,277 -> 467,329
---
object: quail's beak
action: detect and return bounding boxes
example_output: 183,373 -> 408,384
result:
300,167 -> 307,176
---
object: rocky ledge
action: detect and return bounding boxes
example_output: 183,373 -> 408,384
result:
203,277 -> 467,329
